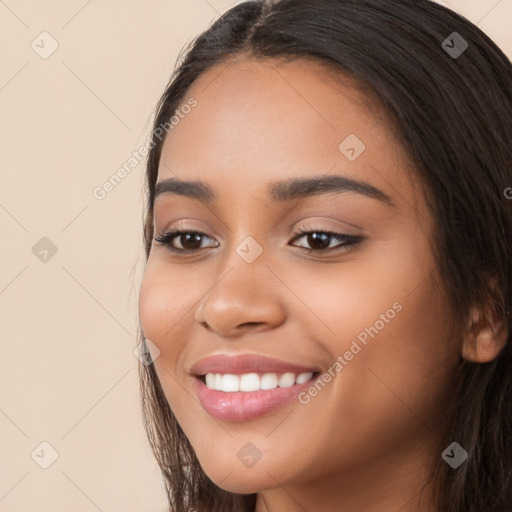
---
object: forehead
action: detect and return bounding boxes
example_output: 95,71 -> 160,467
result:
158,56 -> 417,207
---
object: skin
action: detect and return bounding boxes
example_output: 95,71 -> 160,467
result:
138,57 -> 507,512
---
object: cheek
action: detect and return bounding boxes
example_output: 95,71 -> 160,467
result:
138,272 -> 189,423
280,252 -> 411,345
138,262 -> 189,367
326,267 -> 458,434
287,247 -> 458,430
138,260 -> 205,406
138,274 -> 169,346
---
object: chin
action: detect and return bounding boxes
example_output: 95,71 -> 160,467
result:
200,462 -> 274,494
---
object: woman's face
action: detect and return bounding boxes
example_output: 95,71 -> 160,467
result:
139,57 -> 461,500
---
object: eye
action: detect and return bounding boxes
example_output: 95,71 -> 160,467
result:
290,228 -> 363,253
154,227 -> 363,255
154,228 -> 218,254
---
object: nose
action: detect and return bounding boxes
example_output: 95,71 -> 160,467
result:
193,247 -> 287,338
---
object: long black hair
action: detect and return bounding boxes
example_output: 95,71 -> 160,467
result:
138,1 -> 512,510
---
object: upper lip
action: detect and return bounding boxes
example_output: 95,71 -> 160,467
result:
190,353 -> 320,376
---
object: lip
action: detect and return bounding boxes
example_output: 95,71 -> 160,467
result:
189,353 -> 320,376
193,376 -> 317,422
189,353 -> 321,422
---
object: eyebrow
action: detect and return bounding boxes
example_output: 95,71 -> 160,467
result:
153,175 -> 395,207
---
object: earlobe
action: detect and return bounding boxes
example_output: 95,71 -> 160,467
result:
461,307 -> 508,363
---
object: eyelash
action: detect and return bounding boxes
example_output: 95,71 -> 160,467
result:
154,226 -> 363,256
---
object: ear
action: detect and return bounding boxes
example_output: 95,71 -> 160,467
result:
461,306 -> 508,363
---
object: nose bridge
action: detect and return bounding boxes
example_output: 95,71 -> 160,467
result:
227,226 -> 277,285
209,231 -> 271,303
214,215 -> 271,277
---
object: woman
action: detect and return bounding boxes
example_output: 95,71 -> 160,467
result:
137,0 -> 512,510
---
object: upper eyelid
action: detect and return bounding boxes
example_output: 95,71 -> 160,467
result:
155,227 -> 359,249
155,216 -> 361,237
156,226 -> 349,239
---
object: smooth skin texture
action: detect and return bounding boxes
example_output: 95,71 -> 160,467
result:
138,57 -> 507,512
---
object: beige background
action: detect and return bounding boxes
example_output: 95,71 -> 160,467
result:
0,1 -> 510,510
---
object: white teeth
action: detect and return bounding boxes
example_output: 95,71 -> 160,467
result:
296,372 -> 313,384
221,374 -> 240,392
205,373 -> 215,388
239,373 -> 260,392
260,373 -> 278,390
203,371 -> 315,392
278,372 -> 296,388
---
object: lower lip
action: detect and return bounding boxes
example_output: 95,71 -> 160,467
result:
193,376 -> 317,422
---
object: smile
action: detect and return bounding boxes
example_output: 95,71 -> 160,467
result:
190,353 -> 321,421
193,371 -> 320,422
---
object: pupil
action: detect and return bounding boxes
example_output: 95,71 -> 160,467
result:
181,233 -> 202,249
308,233 -> 330,250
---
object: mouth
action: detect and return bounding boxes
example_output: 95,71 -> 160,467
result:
192,370 -> 321,422
189,353 -> 322,422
